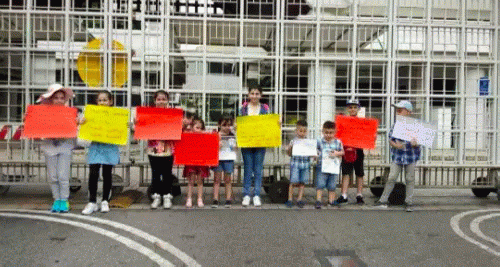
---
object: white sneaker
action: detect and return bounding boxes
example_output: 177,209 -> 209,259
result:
100,200 -> 110,213
253,196 -> 262,207
151,193 -> 161,209
163,194 -> 173,209
81,202 -> 98,215
242,195 -> 251,207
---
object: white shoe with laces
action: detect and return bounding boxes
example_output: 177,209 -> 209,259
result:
151,193 -> 161,209
242,195 -> 251,207
163,194 -> 173,209
81,202 -> 98,215
253,196 -> 262,207
100,200 -> 110,213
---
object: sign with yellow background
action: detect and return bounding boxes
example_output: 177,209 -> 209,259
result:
236,114 -> 281,148
79,105 -> 130,145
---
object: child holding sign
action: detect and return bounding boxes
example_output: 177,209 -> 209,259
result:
183,118 -> 210,208
81,90 -> 120,215
285,120 -> 312,208
239,86 -> 270,207
315,121 -> 344,209
37,84 -> 76,213
374,100 -> 420,212
212,117 -> 236,208
147,90 -> 176,209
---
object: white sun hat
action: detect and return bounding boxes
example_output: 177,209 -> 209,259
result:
36,84 -> 74,104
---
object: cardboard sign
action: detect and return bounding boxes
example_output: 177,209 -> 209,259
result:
174,132 -> 219,166
335,115 -> 379,150
392,115 -> 437,147
236,114 -> 281,148
78,105 -> 130,145
219,136 -> 237,161
134,107 -> 183,140
291,139 -> 317,156
321,154 -> 341,174
22,105 -> 78,139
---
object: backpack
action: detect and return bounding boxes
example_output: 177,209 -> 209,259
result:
344,146 -> 357,163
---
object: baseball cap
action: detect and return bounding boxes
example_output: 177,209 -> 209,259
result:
392,100 -> 413,112
346,99 -> 360,106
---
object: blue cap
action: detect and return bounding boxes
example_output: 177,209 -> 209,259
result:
392,100 -> 413,112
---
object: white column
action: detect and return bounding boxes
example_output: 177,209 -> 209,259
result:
464,68 -> 487,149
308,65 -> 336,130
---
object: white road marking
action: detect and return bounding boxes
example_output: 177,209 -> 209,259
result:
450,209 -> 500,257
0,212 -> 173,266
0,209 -> 201,267
470,214 -> 500,250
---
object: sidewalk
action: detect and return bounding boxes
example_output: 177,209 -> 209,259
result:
0,185 -> 499,211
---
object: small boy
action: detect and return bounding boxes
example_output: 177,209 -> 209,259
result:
374,100 -> 420,212
285,120 -> 311,208
335,99 -> 366,205
315,121 -> 344,209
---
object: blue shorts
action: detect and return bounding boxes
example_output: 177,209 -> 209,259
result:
290,165 -> 310,184
213,160 -> 234,174
316,170 -> 339,191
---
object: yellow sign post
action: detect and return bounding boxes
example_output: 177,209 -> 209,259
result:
76,38 -> 128,88
78,105 -> 130,145
236,114 -> 281,148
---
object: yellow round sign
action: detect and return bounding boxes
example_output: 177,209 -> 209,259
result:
77,38 -> 128,88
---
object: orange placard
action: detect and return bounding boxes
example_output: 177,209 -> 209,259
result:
22,105 -> 78,139
335,115 -> 379,150
134,107 -> 183,140
174,132 -> 219,166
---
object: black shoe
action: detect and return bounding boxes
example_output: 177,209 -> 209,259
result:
211,200 -> 219,208
315,201 -> 322,209
335,195 -> 348,205
329,202 -> 339,207
297,200 -> 306,208
224,200 -> 232,208
284,200 -> 294,208
356,195 -> 365,205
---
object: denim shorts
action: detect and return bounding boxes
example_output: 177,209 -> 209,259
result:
316,170 -> 339,191
290,165 -> 310,184
213,160 -> 235,174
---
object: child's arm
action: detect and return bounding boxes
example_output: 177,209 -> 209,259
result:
286,140 -> 293,157
390,139 -> 405,149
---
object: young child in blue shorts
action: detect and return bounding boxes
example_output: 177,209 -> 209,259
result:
285,120 -> 311,208
212,116 -> 236,208
315,121 -> 344,209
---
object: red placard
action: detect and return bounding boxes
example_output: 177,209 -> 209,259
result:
335,115 -> 379,150
134,107 -> 183,140
174,132 -> 220,166
22,105 -> 78,139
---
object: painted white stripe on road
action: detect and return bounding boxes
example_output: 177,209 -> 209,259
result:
470,214 -> 500,252
0,212 -> 173,267
450,209 -> 500,257
0,209 -> 201,267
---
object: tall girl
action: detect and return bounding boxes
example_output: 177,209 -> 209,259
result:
37,84 -> 75,213
240,86 -> 269,207
147,90 -> 175,209
81,90 -> 120,215
183,117 -> 209,208
212,117 -> 236,208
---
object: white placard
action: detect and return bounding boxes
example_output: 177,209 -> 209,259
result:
292,139 -> 318,156
321,153 -> 341,174
391,115 -> 437,148
219,136 -> 237,161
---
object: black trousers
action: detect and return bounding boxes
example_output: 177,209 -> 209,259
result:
148,155 -> 174,196
88,164 -> 113,202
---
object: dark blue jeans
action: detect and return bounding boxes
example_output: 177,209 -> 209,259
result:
241,148 -> 266,197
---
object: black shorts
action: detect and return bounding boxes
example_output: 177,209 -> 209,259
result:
341,149 -> 364,177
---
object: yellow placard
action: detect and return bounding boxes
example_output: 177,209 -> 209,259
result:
78,105 -> 130,145
236,114 -> 281,148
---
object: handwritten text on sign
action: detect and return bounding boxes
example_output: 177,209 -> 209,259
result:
22,105 -> 78,139
391,115 -> 437,148
335,115 -> 379,150
78,105 -> 130,145
134,107 -> 183,140
236,114 -> 281,148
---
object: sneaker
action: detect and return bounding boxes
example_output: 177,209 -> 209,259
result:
315,201 -> 322,209
329,201 -> 339,207
356,195 -> 365,205
151,193 -> 161,209
186,198 -> 192,208
59,200 -> 70,213
242,195 -> 251,207
297,200 -> 306,208
211,200 -> 219,208
373,201 -> 388,209
405,203 -> 414,212
253,196 -> 262,207
50,200 -> 60,213
197,198 -> 204,208
100,200 -> 110,213
163,194 -> 173,209
335,195 -> 348,205
284,200 -> 293,208
81,202 -> 98,215
224,200 -> 232,208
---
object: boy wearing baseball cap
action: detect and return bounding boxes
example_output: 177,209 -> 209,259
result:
374,100 -> 420,212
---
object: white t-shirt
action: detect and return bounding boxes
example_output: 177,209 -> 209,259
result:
247,104 -> 260,116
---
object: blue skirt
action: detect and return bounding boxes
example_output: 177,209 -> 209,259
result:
87,142 -> 120,165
